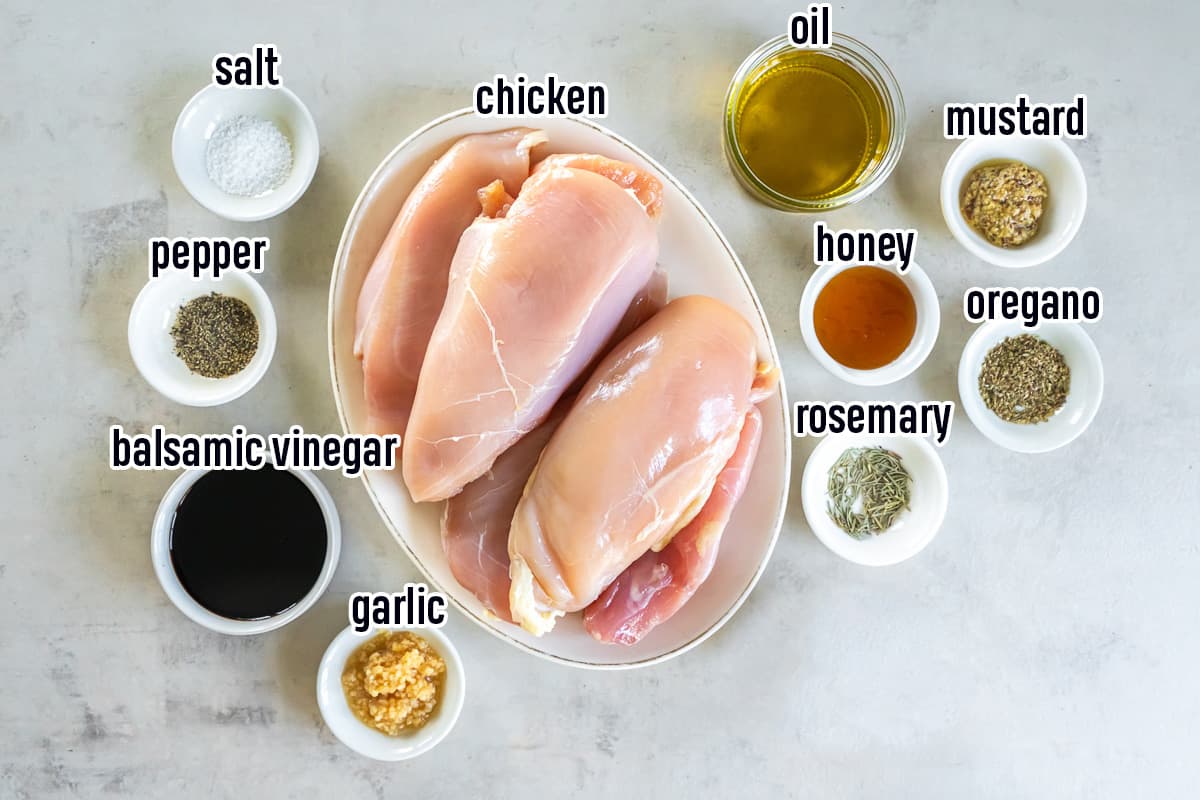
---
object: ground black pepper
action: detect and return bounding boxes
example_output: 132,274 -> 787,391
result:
170,292 -> 258,378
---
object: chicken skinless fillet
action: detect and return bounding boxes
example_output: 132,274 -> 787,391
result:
355,128 -> 546,438
508,295 -> 778,636
402,155 -> 662,503
440,403 -> 566,624
583,405 -> 764,644
441,276 -> 667,622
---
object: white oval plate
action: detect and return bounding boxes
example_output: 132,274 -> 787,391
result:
327,109 -> 790,669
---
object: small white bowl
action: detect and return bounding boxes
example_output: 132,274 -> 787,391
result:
317,625 -> 465,761
799,262 -> 940,386
801,434 -> 948,566
958,320 -> 1103,453
150,466 -> 341,635
128,270 -> 277,406
172,84 -> 319,221
940,137 -> 1086,269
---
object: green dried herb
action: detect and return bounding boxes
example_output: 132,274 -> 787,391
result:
826,446 -> 912,539
977,334 -> 1070,424
171,292 -> 258,379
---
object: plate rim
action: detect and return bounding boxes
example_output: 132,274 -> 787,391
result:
327,107 -> 792,669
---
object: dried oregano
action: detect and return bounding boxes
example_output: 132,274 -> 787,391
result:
977,334 -> 1070,424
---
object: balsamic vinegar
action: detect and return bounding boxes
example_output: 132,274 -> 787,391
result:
169,466 -> 327,620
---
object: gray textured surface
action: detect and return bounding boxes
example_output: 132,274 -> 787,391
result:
1,1 -> 1196,797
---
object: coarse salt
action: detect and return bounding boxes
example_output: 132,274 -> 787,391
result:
205,114 -> 293,197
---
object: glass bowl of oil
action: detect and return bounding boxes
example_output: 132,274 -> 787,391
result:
723,34 -> 906,212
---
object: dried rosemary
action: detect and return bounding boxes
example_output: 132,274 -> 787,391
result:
170,292 -> 259,379
977,334 -> 1070,424
826,446 -> 912,539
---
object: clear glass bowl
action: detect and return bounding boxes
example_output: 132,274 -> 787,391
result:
723,34 -> 907,212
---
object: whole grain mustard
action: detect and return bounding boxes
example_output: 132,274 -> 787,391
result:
960,161 -> 1049,247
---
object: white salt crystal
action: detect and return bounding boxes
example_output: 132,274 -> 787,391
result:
205,115 -> 293,197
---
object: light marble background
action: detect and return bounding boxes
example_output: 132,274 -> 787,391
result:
1,1 -> 1195,797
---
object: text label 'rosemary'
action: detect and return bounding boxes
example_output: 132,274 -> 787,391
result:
793,401 -> 955,446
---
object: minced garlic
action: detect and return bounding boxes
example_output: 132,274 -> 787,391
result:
342,631 -> 445,735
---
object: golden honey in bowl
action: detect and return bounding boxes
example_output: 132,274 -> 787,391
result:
813,266 -> 916,370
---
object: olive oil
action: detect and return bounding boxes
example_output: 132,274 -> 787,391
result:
731,48 -> 890,203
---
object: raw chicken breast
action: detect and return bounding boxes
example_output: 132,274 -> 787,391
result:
402,155 -> 662,502
616,270 -> 669,339
583,406 -> 764,645
532,153 -> 664,218
355,128 -> 546,437
441,278 -> 667,622
508,295 -> 778,636
441,404 -> 566,623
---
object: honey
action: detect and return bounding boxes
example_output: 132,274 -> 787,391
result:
813,267 -> 916,370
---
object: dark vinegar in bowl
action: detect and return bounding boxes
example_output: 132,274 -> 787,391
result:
169,466 -> 328,620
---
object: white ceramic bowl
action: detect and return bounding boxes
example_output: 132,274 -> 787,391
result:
801,433 -> 948,566
328,110 -> 791,669
940,137 -> 1086,268
173,84 -> 319,221
150,466 -> 341,635
799,261 -> 940,386
128,270 -> 277,406
958,320 -> 1103,453
317,625 -> 465,761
